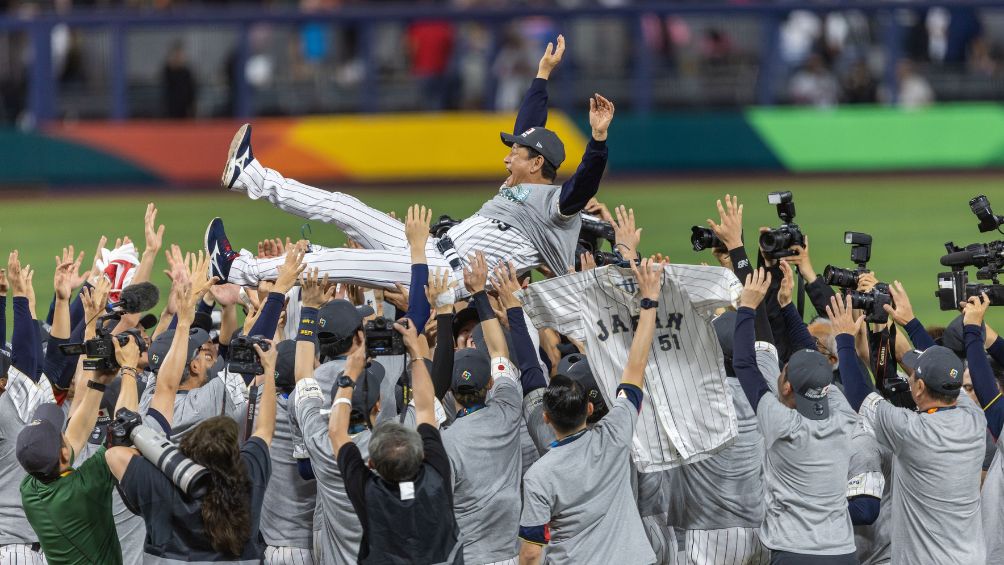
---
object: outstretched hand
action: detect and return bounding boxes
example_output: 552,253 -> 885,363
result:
739,268 -> 771,309
827,294 -> 866,337
589,94 -> 615,141
537,34 -> 565,80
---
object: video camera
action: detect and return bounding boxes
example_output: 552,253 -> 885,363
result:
365,317 -> 406,357
759,191 -> 805,259
227,335 -> 271,375
58,282 -> 158,372
107,408 -> 210,497
575,213 -> 626,270
935,194 -> 1004,310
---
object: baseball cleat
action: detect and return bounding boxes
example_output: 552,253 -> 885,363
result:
205,217 -> 238,283
222,123 -> 254,191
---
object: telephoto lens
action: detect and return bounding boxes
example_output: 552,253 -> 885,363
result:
823,265 -> 860,289
690,226 -> 724,252
130,425 -> 211,498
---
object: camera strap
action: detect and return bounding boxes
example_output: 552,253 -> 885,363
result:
244,384 -> 259,441
870,325 -> 895,387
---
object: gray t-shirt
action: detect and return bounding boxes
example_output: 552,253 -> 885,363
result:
679,377 -> 765,530
139,370 -> 246,438
756,386 -> 857,555
846,423 -> 892,565
291,379 -> 369,564
520,396 -> 657,565
982,439 -> 1004,564
260,394 -> 316,549
442,358 -> 523,564
865,392 -> 986,564
0,369 -> 54,544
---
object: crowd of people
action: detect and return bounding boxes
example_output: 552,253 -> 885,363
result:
2,33 -> 1004,565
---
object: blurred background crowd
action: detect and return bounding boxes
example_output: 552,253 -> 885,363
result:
0,1 -> 1002,123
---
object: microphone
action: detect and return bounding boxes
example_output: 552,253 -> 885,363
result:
940,251 -> 976,267
109,282 -> 160,313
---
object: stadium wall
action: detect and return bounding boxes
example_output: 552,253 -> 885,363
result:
4,103 -> 1004,186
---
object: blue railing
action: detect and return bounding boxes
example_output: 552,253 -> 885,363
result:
3,0 -> 1004,123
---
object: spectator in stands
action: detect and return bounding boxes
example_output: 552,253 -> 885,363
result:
162,41 -> 197,119
842,59 -> 877,103
407,13 -> 455,111
896,59 -> 934,109
493,30 -> 535,111
789,53 -> 839,108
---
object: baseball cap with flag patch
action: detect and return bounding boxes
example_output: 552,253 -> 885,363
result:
904,345 -> 964,397
500,127 -> 566,169
451,348 -> 491,394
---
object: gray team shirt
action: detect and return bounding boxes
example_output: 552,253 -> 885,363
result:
982,439 -> 1004,564
138,370 -> 246,438
862,392 -> 986,564
0,369 -> 54,545
757,386 -> 857,555
442,357 -> 523,564
291,379 -> 369,564
846,423 -> 892,565
520,396 -> 657,565
260,395 -> 316,549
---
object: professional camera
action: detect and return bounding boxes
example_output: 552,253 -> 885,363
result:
690,226 -> 726,253
935,271 -> 1004,311
227,335 -> 271,375
971,194 -> 1004,234
759,191 -> 805,259
107,408 -> 210,497
573,241 -> 623,271
844,288 -> 891,324
823,232 -> 874,289
573,212 -> 627,270
579,213 -> 616,244
59,321 -> 147,372
429,214 -> 462,239
365,317 -> 406,357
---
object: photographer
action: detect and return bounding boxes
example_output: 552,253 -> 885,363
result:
832,290 -> 986,564
105,334 -> 277,563
16,317 -> 140,565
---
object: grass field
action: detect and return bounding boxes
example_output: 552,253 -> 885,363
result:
1,175 -> 1002,334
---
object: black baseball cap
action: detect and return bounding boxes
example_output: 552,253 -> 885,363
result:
274,340 -> 297,393
556,353 -> 586,378
941,315 -> 981,359
148,328 -> 211,373
344,361 -> 386,423
501,126 -> 566,169
786,349 -> 834,420
452,348 -> 492,393
904,346 -> 964,396
318,300 -> 374,343
192,312 -> 214,334
16,403 -> 66,481
558,356 -> 607,415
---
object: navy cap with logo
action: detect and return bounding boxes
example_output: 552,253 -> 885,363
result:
348,361 -> 386,423
558,356 -> 607,415
452,348 -> 492,393
906,345 -> 964,396
147,328 -> 211,373
16,403 -> 66,481
318,300 -> 375,343
501,127 -> 566,169
786,349 -> 834,420
274,340 -> 297,393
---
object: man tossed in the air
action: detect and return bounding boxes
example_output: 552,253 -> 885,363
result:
206,35 -> 614,293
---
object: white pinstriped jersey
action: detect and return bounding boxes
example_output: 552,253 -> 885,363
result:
446,214 -> 541,276
518,264 -> 742,472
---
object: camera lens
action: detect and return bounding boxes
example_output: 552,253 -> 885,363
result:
823,265 -> 859,289
690,226 -> 722,252
759,229 -> 788,253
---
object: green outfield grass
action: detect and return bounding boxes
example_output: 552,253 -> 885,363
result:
1,175 -> 1002,335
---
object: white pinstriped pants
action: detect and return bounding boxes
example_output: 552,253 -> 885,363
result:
0,545 -> 47,565
228,160 -> 452,290
684,528 -> 769,565
263,545 -> 314,565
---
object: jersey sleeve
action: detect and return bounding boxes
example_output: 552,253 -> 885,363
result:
489,357 -> 523,426
869,396 -> 914,454
847,429 -> 884,499
756,394 -> 798,444
593,395 -> 640,451
517,274 -> 588,343
522,387 -> 556,455
5,367 -> 56,424
519,468 -> 553,543
666,264 -> 743,316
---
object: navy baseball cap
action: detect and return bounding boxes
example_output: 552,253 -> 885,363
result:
501,126 -> 566,168
16,403 -> 66,481
347,361 -> 386,423
452,348 -> 492,393
148,328 -> 211,373
318,300 -> 374,343
941,315 -> 982,359
786,349 -> 834,420
274,340 -> 297,393
556,353 -> 585,378
558,356 -> 607,415
906,346 -> 964,396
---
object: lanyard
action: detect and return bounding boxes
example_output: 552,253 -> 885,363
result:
456,403 -> 486,418
550,429 -> 587,448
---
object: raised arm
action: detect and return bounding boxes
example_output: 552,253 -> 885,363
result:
465,251 -> 508,359
130,203 -> 165,285
962,294 -> 1004,437
404,205 -> 433,332
329,343 -> 366,453
733,268 -> 773,412
620,259 -> 663,391
881,281 -> 937,351
512,35 -> 563,134
828,295 -> 872,412
783,235 -> 836,319
557,94 -> 612,216
426,269 -> 457,399
776,260 -> 816,351
396,319 -> 437,427
251,341 -> 278,445
494,261 -> 547,395
43,253 -> 76,387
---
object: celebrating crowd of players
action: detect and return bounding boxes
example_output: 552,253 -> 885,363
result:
1,34 -> 1003,565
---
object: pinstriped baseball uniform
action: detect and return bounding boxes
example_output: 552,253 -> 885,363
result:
0,368 -> 54,560
518,264 -> 742,472
226,164 -> 543,290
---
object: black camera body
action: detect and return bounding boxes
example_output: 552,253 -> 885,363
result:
824,232 -> 875,289
936,271 -> 1004,311
844,288 -> 891,324
429,214 -> 462,239
365,317 -> 405,357
59,315 -> 147,372
228,335 -> 271,375
971,194 -> 1004,233
107,407 -> 144,448
574,212 -> 629,270
759,191 -> 805,259
936,196 -> 1004,310
690,226 -> 726,253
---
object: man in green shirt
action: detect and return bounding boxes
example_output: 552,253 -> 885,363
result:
16,323 -> 142,565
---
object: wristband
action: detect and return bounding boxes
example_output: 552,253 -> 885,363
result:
119,367 -> 138,377
87,380 -> 107,392
297,307 -> 319,342
471,291 -> 495,322
333,398 -> 352,409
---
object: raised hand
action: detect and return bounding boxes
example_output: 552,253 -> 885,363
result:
82,277 -> 112,322
856,271 -> 878,293
393,319 -> 420,354
739,268 -> 771,309
578,251 -> 597,272
144,203 -> 165,255
963,293 -> 992,327
87,235 -> 108,282
254,340 -> 278,377
613,205 -> 642,261
405,204 -> 433,258
492,261 -> 523,310
53,255 -> 75,301
631,258 -> 663,301
881,281 -> 915,326
706,194 -> 743,250
7,251 -> 24,297
827,294 -> 866,336
425,268 -> 456,314
585,197 -> 613,223
536,34 -> 565,80
589,94 -> 615,142
209,283 -> 241,307
464,251 -> 489,293
274,243 -> 307,294
113,335 -> 142,371
301,268 -> 336,309
383,283 -> 410,312
778,260 -> 794,308
343,341 -> 367,381
783,234 -> 816,282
